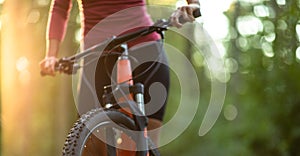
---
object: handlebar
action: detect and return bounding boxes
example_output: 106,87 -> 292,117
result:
41,8 -> 201,76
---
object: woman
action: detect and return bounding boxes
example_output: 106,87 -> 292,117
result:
40,0 -> 200,151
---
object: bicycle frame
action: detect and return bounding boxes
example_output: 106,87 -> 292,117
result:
56,9 -> 201,156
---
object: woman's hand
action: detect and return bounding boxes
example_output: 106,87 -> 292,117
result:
170,3 -> 200,28
39,56 -> 58,76
40,39 -> 60,76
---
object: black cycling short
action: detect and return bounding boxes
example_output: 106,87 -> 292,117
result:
77,40 -> 170,121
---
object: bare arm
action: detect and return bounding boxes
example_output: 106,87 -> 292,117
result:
40,0 -> 72,76
46,39 -> 60,57
40,39 -> 61,76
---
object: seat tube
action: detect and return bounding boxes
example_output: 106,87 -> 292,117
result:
117,44 -> 133,86
116,44 -> 136,156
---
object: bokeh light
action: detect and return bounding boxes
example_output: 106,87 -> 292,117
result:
254,5 -> 269,17
261,42 -> 274,58
224,104 -> 238,121
236,15 -> 263,36
16,57 -> 31,85
16,57 -> 29,72
36,0 -> 50,6
263,33 -> 276,43
236,37 -> 250,51
276,0 -> 286,6
296,22 -> 300,42
263,20 -> 275,34
27,10 -> 40,24
225,58 -> 238,73
75,28 -> 82,43
277,19 -> 288,31
296,47 -> 300,62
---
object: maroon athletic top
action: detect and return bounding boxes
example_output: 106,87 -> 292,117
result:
47,0 -> 160,48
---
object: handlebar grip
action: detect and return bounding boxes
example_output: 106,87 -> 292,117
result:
178,8 -> 201,24
40,63 -> 59,76
192,8 -> 201,18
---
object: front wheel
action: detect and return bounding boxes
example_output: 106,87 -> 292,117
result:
62,108 -> 160,156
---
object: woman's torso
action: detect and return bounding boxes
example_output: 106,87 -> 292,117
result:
78,0 -> 160,48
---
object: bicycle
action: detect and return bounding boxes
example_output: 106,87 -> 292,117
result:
44,9 -> 201,156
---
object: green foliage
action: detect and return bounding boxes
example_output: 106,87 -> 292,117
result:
161,0 -> 300,155
223,0 -> 300,155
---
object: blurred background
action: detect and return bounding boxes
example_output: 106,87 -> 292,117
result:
1,0 -> 300,155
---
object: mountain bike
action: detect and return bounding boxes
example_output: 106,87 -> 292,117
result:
44,9 -> 201,156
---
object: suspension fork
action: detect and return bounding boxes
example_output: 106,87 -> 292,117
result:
116,44 -> 148,156
132,83 -> 149,156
